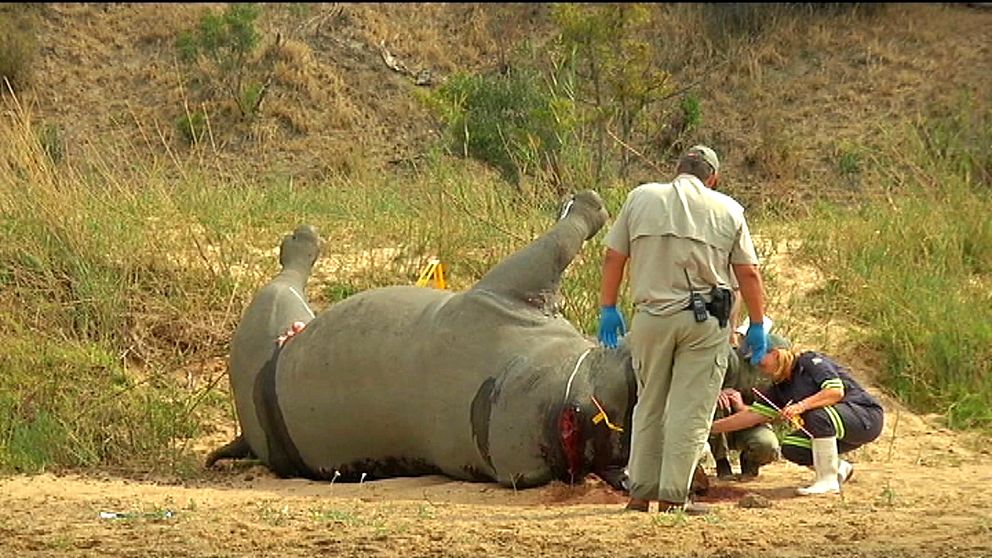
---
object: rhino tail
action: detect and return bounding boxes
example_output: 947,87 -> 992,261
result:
205,434 -> 255,468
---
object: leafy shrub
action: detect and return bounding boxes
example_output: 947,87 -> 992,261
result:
176,111 -> 208,145
680,94 -> 702,134
431,68 -> 566,186
837,149 -> 861,176
176,4 -> 260,67
175,4 -> 269,119
552,4 -> 673,178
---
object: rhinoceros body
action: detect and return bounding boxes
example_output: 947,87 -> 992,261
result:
211,191 -> 637,489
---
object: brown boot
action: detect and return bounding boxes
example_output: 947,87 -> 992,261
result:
690,463 -> 710,496
624,497 -> 650,512
659,500 -> 710,516
715,457 -> 734,480
739,454 -> 760,480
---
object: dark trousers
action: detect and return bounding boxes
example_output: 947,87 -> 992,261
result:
781,402 -> 884,466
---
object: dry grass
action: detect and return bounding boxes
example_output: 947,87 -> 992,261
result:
0,7 -> 39,92
683,3 -> 992,210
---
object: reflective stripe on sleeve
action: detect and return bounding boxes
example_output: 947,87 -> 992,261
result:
750,402 -> 778,420
820,379 -> 845,392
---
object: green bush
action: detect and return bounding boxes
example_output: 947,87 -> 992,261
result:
552,4 -> 672,179
837,150 -> 861,176
431,68 -> 566,185
680,94 -> 702,134
176,111 -> 208,145
175,3 -> 267,119
176,4 -> 260,66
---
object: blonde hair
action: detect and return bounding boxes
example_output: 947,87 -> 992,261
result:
770,348 -> 799,383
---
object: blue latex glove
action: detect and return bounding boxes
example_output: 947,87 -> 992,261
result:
745,322 -> 768,365
598,306 -> 627,349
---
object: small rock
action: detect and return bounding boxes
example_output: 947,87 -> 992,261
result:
737,493 -> 772,509
415,69 -> 432,86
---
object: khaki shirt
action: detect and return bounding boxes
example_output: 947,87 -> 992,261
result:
604,174 -> 759,316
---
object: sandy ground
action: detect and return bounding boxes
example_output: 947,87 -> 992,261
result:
2,398 -> 990,558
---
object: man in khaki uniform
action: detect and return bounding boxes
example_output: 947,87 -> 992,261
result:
597,145 -> 768,515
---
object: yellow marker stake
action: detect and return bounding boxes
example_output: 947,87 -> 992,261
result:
415,258 -> 446,289
590,396 -> 623,433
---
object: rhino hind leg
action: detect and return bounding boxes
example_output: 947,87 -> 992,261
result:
472,190 -> 609,310
205,434 -> 255,468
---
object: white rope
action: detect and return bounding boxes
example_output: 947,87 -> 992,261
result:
563,348 -> 593,403
288,286 -> 315,319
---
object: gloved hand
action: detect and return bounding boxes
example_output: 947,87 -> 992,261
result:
598,305 -> 627,349
745,321 -> 768,365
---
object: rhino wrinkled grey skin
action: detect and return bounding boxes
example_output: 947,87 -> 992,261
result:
208,191 -> 637,490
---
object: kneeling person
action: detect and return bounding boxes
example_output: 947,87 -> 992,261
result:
709,335 -> 790,480
711,345 -> 884,495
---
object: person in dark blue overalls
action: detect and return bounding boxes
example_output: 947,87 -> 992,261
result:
710,344 -> 885,495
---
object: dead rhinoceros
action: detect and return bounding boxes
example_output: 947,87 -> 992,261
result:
208,191 -> 639,490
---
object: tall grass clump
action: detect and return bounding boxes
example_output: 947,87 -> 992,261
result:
0,97 -> 349,473
795,104 -> 992,430
0,99 -> 224,472
0,8 -> 38,92
0,336 -> 198,473
699,3 -> 887,47
0,91 -> 611,472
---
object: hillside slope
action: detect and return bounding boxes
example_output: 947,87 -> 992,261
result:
12,3 -> 547,181
10,3 -> 992,206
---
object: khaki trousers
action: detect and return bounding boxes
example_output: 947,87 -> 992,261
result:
710,423 -> 780,466
626,310 -> 727,504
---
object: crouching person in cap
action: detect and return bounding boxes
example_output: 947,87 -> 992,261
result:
710,343 -> 884,495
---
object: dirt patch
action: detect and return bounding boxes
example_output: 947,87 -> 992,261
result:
2,405 -> 991,558
695,483 -> 753,504
541,478 -> 628,506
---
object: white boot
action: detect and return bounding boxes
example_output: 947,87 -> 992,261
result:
838,459 -> 854,484
797,437 -> 840,496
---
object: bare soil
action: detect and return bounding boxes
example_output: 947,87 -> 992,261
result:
2,396 -> 990,558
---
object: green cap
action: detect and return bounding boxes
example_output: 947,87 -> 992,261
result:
735,334 -> 791,362
767,333 -> 791,350
686,144 -> 720,174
